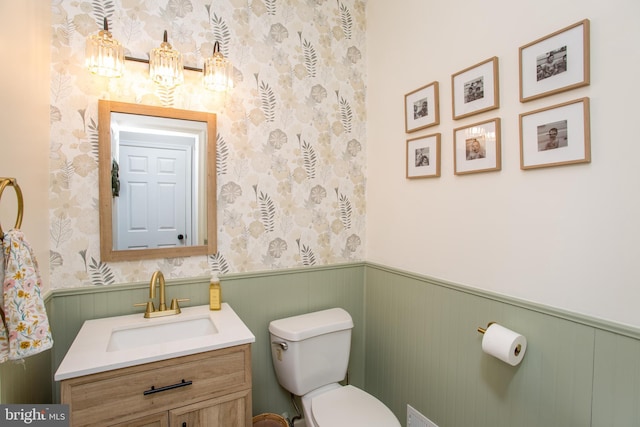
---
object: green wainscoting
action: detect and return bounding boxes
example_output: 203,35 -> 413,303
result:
364,263 -> 640,427
0,341 -> 51,403
2,262 -> 640,427
219,263 -> 367,415
46,263 -> 366,412
592,330 -> 640,426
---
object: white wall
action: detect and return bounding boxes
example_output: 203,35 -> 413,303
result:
0,1 -> 51,291
366,0 -> 640,327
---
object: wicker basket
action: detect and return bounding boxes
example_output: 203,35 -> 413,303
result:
252,413 -> 289,427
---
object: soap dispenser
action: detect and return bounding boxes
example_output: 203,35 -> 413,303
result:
209,275 -> 222,310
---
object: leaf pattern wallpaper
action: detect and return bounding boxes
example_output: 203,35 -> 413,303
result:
49,0 -> 367,287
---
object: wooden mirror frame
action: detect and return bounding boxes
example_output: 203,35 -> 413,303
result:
98,100 -> 217,262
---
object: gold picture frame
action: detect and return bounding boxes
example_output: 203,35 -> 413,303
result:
406,133 -> 441,179
453,118 -> 501,175
404,81 -> 440,133
451,57 -> 499,120
519,97 -> 591,170
519,19 -> 590,102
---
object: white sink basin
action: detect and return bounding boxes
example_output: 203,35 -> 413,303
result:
106,315 -> 218,352
55,303 -> 255,381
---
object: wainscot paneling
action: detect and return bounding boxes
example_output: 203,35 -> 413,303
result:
364,263 -> 640,427
5,262 -> 640,427
592,329 -> 640,426
0,295 -> 52,404
221,263 -> 366,416
45,263 -> 366,415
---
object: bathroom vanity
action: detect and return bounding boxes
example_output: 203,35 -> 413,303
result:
56,304 -> 255,427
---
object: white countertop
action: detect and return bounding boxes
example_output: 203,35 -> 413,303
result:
54,303 -> 255,381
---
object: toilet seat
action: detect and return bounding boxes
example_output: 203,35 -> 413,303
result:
310,385 -> 400,427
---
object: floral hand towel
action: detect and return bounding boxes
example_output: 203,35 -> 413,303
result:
0,229 -> 53,363
0,246 -> 7,363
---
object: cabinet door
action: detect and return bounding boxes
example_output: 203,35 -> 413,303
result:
169,389 -> 251,427
110,412 -> 169,427
62,344 -> 251,427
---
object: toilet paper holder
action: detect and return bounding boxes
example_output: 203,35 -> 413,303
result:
477,322 -> 523,357
476,321 -> 496,335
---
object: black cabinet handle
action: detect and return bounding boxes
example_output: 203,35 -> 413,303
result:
143,379 -> 192,395
177,234 -> 184,240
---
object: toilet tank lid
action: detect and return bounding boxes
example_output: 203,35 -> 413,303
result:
269,308 -> 354,341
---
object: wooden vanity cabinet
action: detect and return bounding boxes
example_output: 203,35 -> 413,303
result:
111,412 -> 168,427
60,344 -> 252,427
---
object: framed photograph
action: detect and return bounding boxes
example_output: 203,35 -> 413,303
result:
453,118 -> 501,175
451,57 -> 499,120
405,81 -> 440,133
519,97 -> 590,170
406,133 -> 441,179
519,19 -> 590,102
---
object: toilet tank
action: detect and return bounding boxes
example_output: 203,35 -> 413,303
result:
269,308 -> 354,396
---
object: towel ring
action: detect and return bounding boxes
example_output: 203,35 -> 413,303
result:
0,177 -> 24,236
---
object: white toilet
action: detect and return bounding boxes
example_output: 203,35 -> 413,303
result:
269,308 -> 400,427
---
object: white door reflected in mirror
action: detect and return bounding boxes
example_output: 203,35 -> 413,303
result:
116,143 -> 190,249
99,100 -> 217,262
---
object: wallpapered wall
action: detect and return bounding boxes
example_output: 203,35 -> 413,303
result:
49,0 -> 366,289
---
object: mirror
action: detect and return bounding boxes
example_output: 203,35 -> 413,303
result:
98,100 -> 217,262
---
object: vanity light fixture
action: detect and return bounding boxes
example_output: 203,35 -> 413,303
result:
85,17 -> 125,78
149,30 -> 184,88
85,21 -> 233,92
203,42 -> 234,92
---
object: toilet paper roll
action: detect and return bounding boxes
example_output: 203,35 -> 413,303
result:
481,323 -> 527,366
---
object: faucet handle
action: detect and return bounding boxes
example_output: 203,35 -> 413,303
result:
134,301 -> 155,315
170,298 -> 190,311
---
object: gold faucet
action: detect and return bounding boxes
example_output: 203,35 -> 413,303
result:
150,270 -> 167,311
134,271 -> 189,318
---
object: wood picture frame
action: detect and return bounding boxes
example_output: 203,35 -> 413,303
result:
405,81 -> 440,133
451,57 -> 499,120
519,19 -> 590,102
519,97 -> 590,170
406,133 -> 441,179
454,118 -> 501,175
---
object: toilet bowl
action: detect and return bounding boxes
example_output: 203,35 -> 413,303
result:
269,308 -> 400,427
302,383 -> 399,427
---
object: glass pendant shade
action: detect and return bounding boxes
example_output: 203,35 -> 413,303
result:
203,42 -> 233,92
149,31 -> 184,87
85,18 -> 125,78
